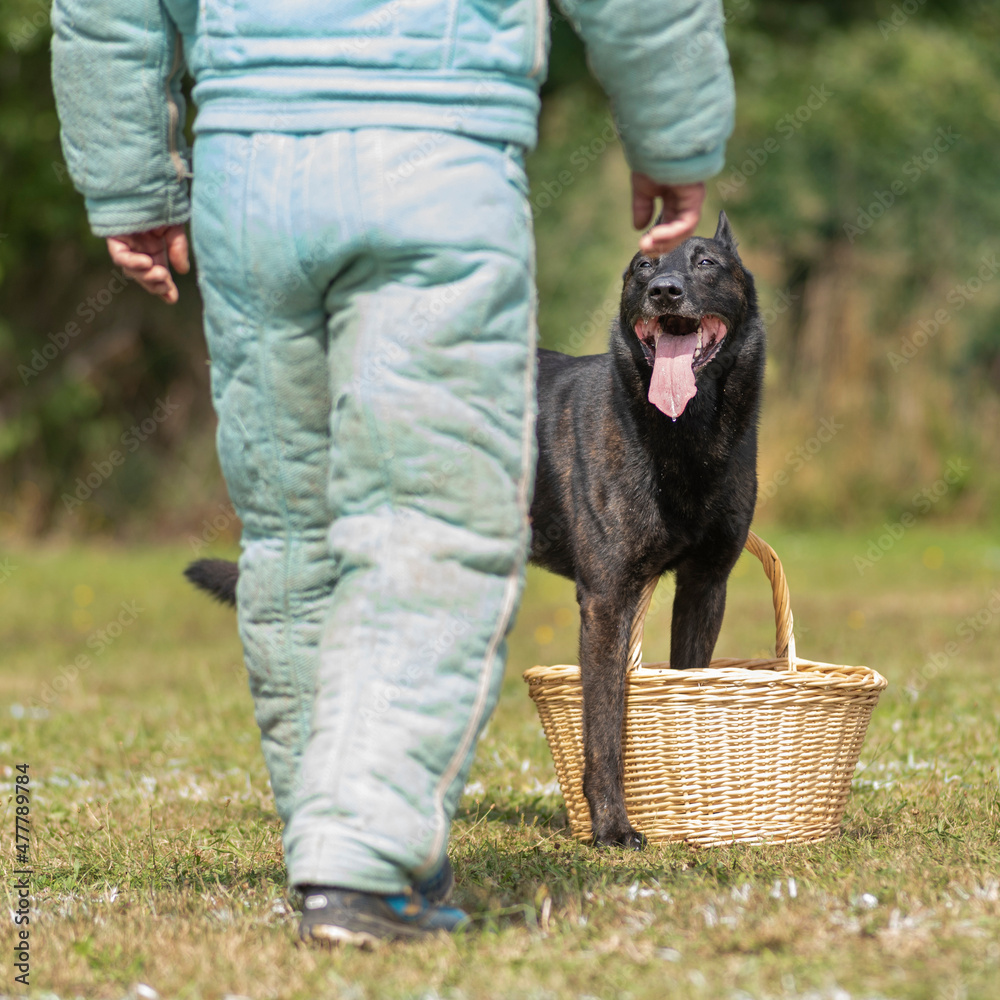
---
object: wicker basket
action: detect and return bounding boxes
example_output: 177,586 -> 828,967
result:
523,531 -> 887,846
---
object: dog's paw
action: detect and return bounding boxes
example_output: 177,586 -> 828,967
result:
621,829 -> 647,850
593,827 -> 647,851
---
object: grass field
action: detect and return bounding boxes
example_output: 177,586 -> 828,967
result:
1,525 -> 999,999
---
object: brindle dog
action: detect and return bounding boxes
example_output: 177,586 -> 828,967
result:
185,211 -> 765,850
528,211 -> 764,847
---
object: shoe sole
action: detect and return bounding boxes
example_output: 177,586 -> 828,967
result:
303,923 -> 383,948
302,915 -> 447,946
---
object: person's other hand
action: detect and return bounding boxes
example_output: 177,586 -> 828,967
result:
632,175 -> 706,255
106,224 -> 190,304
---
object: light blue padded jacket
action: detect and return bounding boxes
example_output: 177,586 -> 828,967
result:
51,0 -> 734,237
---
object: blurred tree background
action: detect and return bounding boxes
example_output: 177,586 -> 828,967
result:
2,0 -> 999,539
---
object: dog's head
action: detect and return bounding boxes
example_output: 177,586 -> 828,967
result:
619,211 -> 755,419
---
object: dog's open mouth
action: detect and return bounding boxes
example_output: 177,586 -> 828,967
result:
634,314 -> 728,419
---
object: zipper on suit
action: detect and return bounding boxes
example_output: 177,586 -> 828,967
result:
165,31 -> 189,181
529,0 -> 548,78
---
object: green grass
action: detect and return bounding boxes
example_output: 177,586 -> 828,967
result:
2,526 -> 999,999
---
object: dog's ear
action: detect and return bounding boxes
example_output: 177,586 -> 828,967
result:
713,211 -> 739,255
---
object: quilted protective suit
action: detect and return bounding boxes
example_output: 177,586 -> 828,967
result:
51,0 -> 734,893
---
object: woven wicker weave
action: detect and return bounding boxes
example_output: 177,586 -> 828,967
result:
523,531 -> 887,846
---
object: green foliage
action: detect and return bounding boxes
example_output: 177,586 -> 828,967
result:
1,1 -> 999,533
0,1 -> 95,271
722,17 -> 1000,267
0,5 -> 213,534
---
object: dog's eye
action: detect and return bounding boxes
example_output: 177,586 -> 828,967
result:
698,258 -> 716,267
637,259 -> 653,270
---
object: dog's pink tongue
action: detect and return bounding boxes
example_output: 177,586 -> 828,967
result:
649,333 -> 699,419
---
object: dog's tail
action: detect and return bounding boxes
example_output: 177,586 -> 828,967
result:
184,558 -> 238,606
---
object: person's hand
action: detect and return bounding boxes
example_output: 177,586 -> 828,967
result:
105,224 -> 190,304
632,175 -> 706,255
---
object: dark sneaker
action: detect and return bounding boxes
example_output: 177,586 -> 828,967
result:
298,886 -> 468,947
414,856 -> 454,905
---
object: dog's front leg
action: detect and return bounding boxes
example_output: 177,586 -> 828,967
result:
669,556 -> 733,670
578,588 -> 646,849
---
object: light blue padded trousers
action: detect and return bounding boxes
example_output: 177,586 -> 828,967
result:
191,128 -> 537,893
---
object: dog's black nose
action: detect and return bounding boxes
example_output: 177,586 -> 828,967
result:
648,273 -> 685,300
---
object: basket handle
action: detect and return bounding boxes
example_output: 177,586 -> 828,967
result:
626,529 -> 797,672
